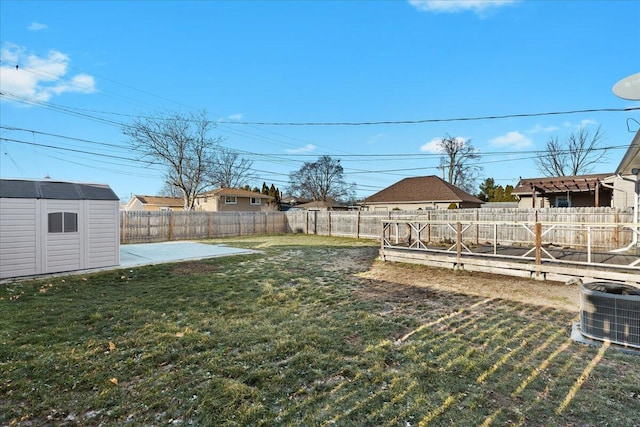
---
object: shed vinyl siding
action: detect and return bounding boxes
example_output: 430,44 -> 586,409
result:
87,200 -> 120,268
0,199 -> 39,278
43,200 -> 83,274
1,179 -> 120,279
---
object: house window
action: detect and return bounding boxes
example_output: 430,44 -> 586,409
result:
48,212 -> 78,233
556,197 -> 570,208
224,196 -> 237,204
250,197 -> 261,205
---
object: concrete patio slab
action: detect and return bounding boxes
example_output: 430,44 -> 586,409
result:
119,241 -> 259,268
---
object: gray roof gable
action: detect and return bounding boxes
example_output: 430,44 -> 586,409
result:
365,175 -> 483,204
0,179 -> 119,201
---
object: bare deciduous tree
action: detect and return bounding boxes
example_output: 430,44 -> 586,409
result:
535,126 -> 606,176
159,181 -> 183,198
207,150 -> 255,189
123,110 -> 221,210
288,155 -> 355,202
437,135 -> 482,194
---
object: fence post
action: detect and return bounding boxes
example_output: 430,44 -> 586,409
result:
456,221 -> 462,262
535,222 -> 542,278
586,225 -> 592,263
328,211 -> 331,236
169,212 -> 175,241
147,211 -> 152,239
356,211 -> 360,238
120,211 -> 126,244
474,210 -> 478,245
208,213 -> 213,238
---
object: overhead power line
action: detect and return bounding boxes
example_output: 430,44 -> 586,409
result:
216,106 -> 640,126
0,137 -> 157,164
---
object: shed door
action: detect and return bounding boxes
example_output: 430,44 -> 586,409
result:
42,200 -> 84,274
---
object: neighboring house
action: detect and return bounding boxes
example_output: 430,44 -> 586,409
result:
512,174 -> 613,209
280,196 -> 310,211
603,129 -> 640,211
124,195 -> 185,211
294,199 -> 348,211
195,188 -> 274,212
0,179 -> 120,279
361,175 -> 484,211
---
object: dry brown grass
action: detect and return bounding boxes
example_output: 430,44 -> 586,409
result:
359,260 -> 580,312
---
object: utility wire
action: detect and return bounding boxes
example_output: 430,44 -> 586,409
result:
0,126 -> 131,151
2,125 -> 631,161
0,137 -> 159,165
216,106 -> 640,126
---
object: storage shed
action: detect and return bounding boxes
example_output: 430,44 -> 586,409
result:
0,179 -> 120,279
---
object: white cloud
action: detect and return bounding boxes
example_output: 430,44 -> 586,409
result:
28,22 -> 48,31
420,137 -> 444,153
580,119 -> 598,128
226,113 -> 243,121
408,0 -> 517,14
285,144 -> 316,154
527,124 -> 558,134
563,119 -> 599,129
489,131 -> 532,148
419,136 -> 468,153
0,43 -> 96,103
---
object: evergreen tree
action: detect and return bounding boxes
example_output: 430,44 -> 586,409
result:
503,185 -> 517,202
477,178 -> 498,202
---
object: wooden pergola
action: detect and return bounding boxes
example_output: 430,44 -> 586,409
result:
513,174 -> 613,208
527,176 -> 604,208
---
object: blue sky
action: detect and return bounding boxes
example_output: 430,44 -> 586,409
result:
1,0 -> 639,201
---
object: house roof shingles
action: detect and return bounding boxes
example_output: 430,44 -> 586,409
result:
364,176 -> 483,204
133,195 -> 184,207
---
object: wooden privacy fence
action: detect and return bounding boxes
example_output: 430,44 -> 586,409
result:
120,211 -> 290,243
120,207 -> 636,249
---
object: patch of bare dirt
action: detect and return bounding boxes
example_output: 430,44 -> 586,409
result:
171,262 -> 222,275
319,247 -> 380,274
356,260 -> 580,313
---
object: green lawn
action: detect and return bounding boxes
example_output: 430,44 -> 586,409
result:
1,235 -> 639,426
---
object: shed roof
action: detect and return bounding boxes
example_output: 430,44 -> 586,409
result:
364,176 -> 483,204
512,173 -> 612,195
0,179 -> 119,200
